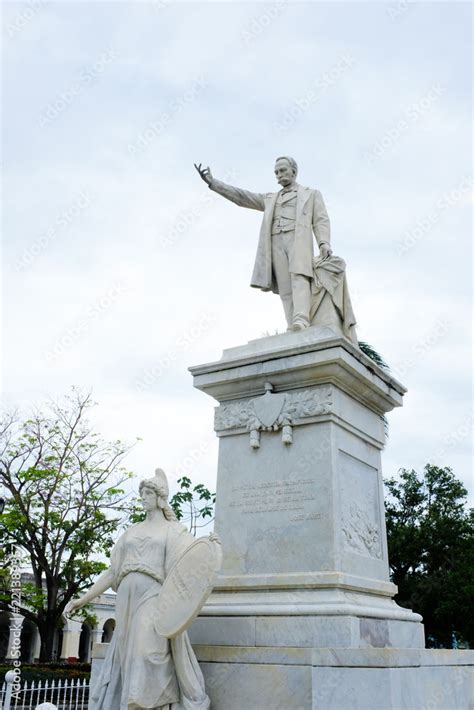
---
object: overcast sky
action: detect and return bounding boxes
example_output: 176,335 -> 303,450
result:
2,1 -> 472,509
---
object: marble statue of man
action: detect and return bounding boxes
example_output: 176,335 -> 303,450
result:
195,156 -> 349,335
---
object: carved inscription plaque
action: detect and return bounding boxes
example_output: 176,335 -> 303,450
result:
230,478 -> 319,520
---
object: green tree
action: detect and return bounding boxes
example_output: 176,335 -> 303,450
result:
358,341 -> 389,371
0,390 -> 136,661
170,476 -> 215,535
385,464 -> 474,648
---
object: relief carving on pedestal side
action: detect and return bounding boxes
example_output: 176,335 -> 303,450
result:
214,383 -> 332,448
341,503 -> 382,558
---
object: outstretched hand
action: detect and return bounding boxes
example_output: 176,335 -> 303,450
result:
194,163 -> 213,185
65,599 -> 83,616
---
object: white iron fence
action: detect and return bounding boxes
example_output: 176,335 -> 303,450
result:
1,671 -> 89,710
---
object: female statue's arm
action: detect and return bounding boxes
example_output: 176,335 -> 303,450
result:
65,568 -> 115,614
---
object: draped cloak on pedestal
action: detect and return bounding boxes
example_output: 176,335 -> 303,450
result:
310,255 -> 358,345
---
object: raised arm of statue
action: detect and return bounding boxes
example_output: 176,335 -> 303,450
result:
194,162 -> 266,212
194,163 -> 213,185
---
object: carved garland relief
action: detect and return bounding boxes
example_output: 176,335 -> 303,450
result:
214,383 -> 332,448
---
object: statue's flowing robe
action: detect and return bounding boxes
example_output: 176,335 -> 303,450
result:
91,521 -> 210,710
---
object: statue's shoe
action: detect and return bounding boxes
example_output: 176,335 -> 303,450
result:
289,321 -> 309,332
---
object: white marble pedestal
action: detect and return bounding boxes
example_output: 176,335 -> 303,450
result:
188,327 -> 474,709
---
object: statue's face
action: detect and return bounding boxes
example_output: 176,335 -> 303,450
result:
274,159 -> 295,188
140,485 -> 159,511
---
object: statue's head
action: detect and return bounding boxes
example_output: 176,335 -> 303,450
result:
274,156 -> 298,188
139,468 -> 177,521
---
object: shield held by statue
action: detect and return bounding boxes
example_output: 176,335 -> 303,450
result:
154,536 -> 222,638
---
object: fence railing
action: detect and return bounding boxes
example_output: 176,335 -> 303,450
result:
1,671 -> 89,710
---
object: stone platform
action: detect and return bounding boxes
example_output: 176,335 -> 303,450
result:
188,327 -> 474,709
193,645 -> 473,709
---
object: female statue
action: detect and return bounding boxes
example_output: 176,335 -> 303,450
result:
66,468 -> 218,710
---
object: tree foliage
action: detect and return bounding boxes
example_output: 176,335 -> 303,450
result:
170,476 -> 215,535
0,390 -> 135,661
358,341 -> 390,371
385,464 -> 474,648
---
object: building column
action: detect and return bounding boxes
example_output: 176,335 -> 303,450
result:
90,628 -> 103,662
60,619 -> 82,660
32,627 -> 41,661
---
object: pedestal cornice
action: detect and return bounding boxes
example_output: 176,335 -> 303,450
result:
190,330 -> 405,416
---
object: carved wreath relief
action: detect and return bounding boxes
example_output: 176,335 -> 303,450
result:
214,383 -> 332,448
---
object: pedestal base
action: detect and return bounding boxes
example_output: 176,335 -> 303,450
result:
194,645 -> 474,709
189,613 -> 425,650
189,331 -> 474,708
